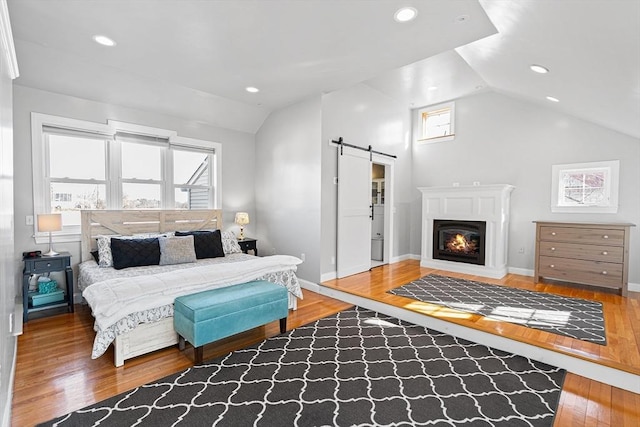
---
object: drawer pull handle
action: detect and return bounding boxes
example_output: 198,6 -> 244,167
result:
603,235 -> 609,239
602,271 -> 608,275
551,232 -> 556,236
549,264 -> 555,268
550,247 -> 556,251
602,251 -> 608,255
46,263 -> 51,267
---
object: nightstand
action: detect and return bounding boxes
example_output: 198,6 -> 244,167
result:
22,252 -> 74,322
237,238 -> 258,256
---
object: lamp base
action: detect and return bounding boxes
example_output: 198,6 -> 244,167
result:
42,249 -> 59,257
239,227 -> 245,240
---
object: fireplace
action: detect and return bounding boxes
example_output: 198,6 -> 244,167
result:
433,220 -> 486,265
418,184 -> 514,279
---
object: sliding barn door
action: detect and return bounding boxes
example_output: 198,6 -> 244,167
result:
337,146 -> 371,278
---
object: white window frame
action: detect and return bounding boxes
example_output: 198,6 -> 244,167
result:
31,113 -> 222,243
417,101 -> 455,144
551,160 -> 619,213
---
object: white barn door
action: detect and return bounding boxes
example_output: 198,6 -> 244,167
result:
337,146 -> 371,278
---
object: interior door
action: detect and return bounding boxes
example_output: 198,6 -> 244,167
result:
337,146 -> 371,278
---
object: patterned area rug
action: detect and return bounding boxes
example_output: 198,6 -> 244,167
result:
40,307 -> 565,427
389,274 -> 606,344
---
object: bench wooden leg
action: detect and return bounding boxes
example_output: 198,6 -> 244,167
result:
194,346 -> 203,364
279,317 -> 287,333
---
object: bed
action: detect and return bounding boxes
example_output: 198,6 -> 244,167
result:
79,209 -> 303,367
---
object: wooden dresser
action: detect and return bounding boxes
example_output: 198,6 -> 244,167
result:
534,221 -> 634,296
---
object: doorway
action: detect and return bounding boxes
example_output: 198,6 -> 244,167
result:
371,163 -> 385,268
336,146 -> 394,278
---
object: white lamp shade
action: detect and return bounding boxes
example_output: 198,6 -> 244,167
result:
235,212 -> 250,226
37,213 -> 62,232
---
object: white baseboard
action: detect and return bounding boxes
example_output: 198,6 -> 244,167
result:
298,278 -> 321,293
390,253 -> 417,263
320,271 -> 336,283
508,267 -> 534,277
628,282 -> 640,293
2,341 -> 17,427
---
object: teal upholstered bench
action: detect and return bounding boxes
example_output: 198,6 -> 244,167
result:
173,280 -> 289,364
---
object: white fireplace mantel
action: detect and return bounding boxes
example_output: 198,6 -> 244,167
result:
418,184 -> 515,279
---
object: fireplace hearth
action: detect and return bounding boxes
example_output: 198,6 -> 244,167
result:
433,220 -> 486,265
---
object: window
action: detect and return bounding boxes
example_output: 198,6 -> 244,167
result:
31,113 -> 221,242
551,160 -> 619,213
417,101 -> 455,143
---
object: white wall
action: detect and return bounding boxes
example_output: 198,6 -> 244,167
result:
12,85 -> 257,296
320,83 -> 413,278
254,96 -> 322,283
411,91 -> 640,283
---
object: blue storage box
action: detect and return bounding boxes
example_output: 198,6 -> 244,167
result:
30,290 -> 64,306
38,279 -> 58,294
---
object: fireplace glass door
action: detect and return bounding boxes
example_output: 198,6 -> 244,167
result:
433,220 -> 486,265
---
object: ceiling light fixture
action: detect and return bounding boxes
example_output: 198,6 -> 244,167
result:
546,96 -> 560,102
394,7 -> 418,23
427,86 -> 438,91
530,64 -> 549,74
92,35 -> 116,47
245,86 -> 259,93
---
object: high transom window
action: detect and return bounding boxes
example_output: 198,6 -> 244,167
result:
417,101 -> 455,143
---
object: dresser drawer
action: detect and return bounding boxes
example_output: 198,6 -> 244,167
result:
538,226 -> 625,246
538,241 -> 624,263
538,256 -> 623,288
29,258 -> 66,273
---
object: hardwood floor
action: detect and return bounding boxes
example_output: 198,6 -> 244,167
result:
12,260 -> 640,426
322,260 -> 640,377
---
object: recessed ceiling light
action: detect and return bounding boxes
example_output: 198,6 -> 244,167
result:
92,35 -> 116,47
394,7 -> 418,23
454,14 -> 470,23
427,86 -> 438,91
245,86 -> 259,93
530,64 -> 549,74
546,96 -> 560,102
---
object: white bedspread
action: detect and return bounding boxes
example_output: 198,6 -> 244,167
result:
83,255 -> 303,332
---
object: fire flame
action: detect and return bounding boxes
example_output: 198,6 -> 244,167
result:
446,234 -> 477,253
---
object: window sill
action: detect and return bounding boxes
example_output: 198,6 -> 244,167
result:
34,231 -> 81,245
417,134 -> 456,144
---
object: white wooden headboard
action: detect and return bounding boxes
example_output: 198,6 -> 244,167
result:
80,209 -> 223,262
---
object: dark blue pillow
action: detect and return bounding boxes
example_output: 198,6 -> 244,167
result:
175,230 -> 224,259
110,237 -> 160,270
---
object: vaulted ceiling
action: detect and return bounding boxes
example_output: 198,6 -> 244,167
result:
7,0 -> 640,139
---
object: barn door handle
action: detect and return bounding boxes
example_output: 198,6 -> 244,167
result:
370,204 -> 374,220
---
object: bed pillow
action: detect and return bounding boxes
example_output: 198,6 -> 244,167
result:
175,230 -> 225,259
110,237 -> 161,270
96,235 -> 116,267
221,231 -> 242,254
96,233 -> 172,268
159,235 -> 197,265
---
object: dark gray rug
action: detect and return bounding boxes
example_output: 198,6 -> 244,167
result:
389,274 -> 606,344
40,306 -> 565,427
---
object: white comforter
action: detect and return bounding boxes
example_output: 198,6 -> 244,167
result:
83,255 -> 303,332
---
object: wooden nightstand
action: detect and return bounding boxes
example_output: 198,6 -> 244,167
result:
22,252 -> 74,322
237,238 -> 258,256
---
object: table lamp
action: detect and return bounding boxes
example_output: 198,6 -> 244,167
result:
38,213 -> 62,256
235,212 -> 249,240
